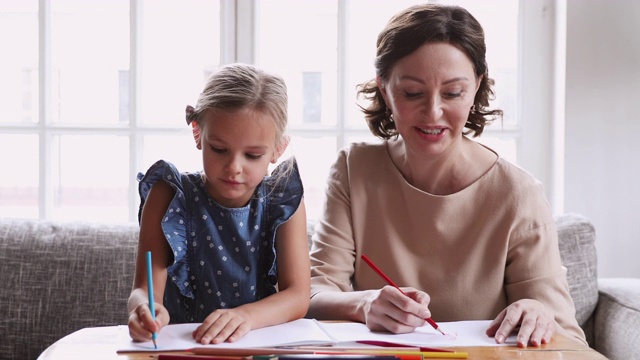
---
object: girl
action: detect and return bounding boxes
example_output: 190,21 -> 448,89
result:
127,63 -> 310,345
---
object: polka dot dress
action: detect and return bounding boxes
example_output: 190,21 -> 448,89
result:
137,158 -> 303,323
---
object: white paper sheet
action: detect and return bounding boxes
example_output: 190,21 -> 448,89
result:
318,320 -> 517,348
117,318 -> 516,353
117,319 -> 335,352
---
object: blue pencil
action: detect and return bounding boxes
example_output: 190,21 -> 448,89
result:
146,251 -> 158,349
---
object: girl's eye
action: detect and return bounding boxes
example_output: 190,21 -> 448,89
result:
211,146 -> 226,154
246,154 -> 263,160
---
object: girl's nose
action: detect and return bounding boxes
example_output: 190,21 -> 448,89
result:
225,156 -> 242,174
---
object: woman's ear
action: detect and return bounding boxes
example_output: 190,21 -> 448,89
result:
475,75 -> 483,93
271,135 -> 290,163
376,76 -> 389,104
192,122 -> 202,150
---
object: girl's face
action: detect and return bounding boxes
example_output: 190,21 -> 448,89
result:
379,42 -> 481,159
196,108 -> 282,208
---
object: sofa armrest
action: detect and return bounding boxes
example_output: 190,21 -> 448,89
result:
593,278 -> 640,360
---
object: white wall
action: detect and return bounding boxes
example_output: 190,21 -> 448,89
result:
565,0 -> 640,277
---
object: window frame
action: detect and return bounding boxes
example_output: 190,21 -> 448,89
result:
518,0 -> 566,214
235,0 -> 564,213
5,0 -> 564,222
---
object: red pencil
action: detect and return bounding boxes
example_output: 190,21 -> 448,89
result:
355,340 -> 453,353
157,355 -> 248,360
360,254 -> 446,336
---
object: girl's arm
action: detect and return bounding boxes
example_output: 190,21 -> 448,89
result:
263,200 -> 312,322
193,201 -> 311,344
127,180 -> 174,342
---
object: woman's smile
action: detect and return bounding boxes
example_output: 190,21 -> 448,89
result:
414,126 -> 447,141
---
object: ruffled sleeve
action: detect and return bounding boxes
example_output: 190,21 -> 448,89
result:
263,157 -> 304,280
137,160 -> 194,299
266,157 -> 304,221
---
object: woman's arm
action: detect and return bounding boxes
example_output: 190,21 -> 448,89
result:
307,148 -> 429,333
486,180 -> 586,347
127,180 -> 174,342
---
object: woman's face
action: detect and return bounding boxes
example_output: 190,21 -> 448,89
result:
379,42 -> 480,158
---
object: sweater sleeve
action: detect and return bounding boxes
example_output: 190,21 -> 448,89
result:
309,148 -> 358,297
505,217 -> 587,345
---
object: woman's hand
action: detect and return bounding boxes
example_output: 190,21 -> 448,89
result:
361,286 -> 431,333
193,308 -> 253,344
486,299 -> 556,347
128,301 -> 169,342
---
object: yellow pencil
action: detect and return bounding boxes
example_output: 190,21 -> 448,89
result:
420,352 -> 468,359
340,349 -> 468,359
326,348 -> 469,359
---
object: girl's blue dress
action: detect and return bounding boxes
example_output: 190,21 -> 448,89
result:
137,157 -> 303,323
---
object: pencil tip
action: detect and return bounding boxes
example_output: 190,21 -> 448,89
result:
439,328 -> 446,335
153,339 -> 158,349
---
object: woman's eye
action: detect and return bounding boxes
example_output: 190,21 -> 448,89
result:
444,92 -> 462,98
404,92 -> 421,98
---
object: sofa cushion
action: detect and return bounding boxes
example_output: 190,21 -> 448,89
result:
0,218 -> 139,360
555,213 -> 598,340
594,278 -> 640,360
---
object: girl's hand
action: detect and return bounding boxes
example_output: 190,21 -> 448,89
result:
127,302 -> 169,342
486,299 -> 556,347
362,286 -> 431,334
193,308 -> 253,344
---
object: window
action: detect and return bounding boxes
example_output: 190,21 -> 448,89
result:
1,0 -> 533,223
255,0 -> 519,219
0,0 -> 221,222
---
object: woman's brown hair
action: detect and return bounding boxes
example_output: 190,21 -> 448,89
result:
358,4 -> 503,138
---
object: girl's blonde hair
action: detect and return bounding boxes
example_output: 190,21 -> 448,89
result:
186,63 -> 289,149
186,63 -> 293,194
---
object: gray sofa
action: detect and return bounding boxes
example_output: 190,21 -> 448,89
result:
0,214 -> 638,360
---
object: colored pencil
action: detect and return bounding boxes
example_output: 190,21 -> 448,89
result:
316,351 -> 467,359
265,355 -> 399,360
189,348 -> 316,356
158,355 -> 248,360
314,351 -> 421,360
360,254 -> 446,335
146,251 -> 158,349
355,340 -> 453,353
183,350 -> 468,360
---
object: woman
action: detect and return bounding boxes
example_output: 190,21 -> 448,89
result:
307,4 -> 586,348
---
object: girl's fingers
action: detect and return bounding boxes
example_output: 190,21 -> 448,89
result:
128,311 -> 152,342
208,317 -> 244,344
195,310 -> 252,344
194,311 -> 223,342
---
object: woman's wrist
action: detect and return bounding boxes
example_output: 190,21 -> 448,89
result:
353,289 -> 377,324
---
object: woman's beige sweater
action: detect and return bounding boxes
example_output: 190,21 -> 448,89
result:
309,140 -> 586,344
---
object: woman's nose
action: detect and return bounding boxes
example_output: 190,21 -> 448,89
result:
422,96 -> 443,120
